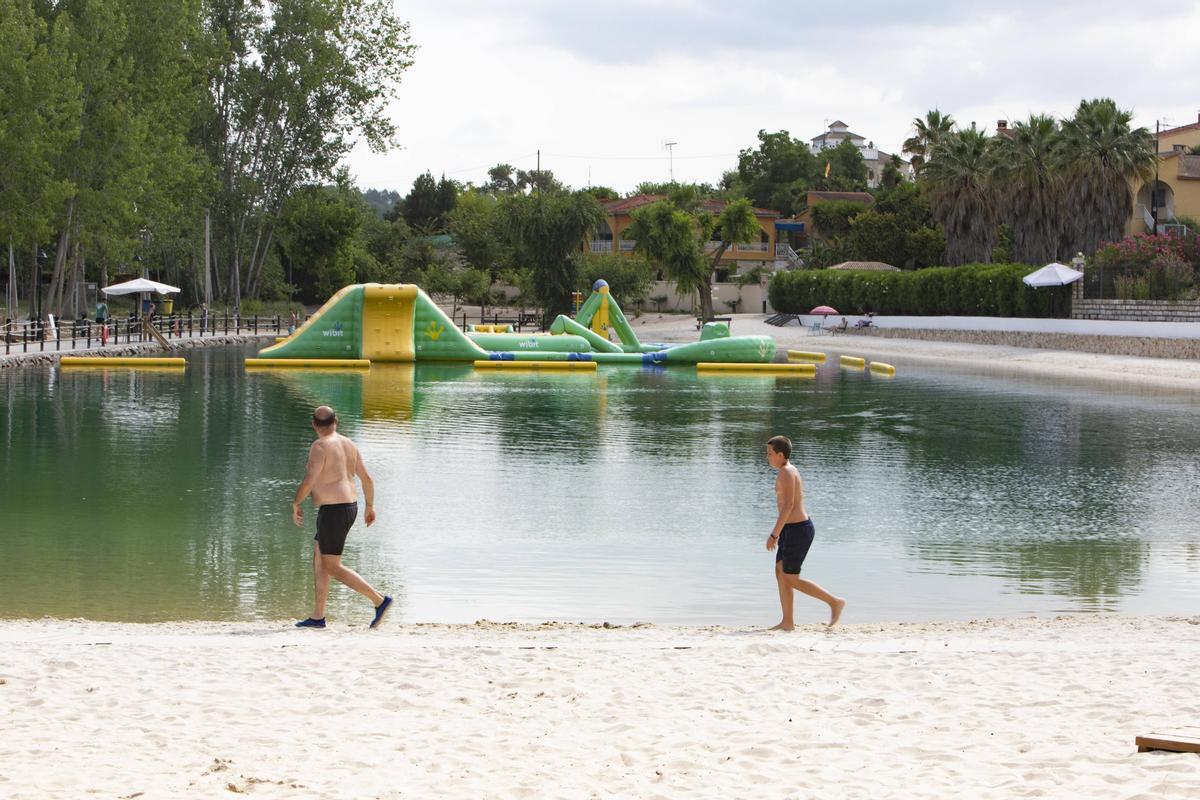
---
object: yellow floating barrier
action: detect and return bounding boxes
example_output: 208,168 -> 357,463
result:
473,360 -> 596,371
869,361 -> 896,376
696,362 -> 816,373
244,358 -> 371,369
839,355 -> 866,369
274,336 -> 288,343
787,350 -> 827,363
60,357 -> 186,367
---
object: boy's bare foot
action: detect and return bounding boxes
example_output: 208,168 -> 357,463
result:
827,598 -> 846,627
769,622 -> 795,631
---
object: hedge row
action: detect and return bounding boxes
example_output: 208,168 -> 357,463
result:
768,264 -> 1069,318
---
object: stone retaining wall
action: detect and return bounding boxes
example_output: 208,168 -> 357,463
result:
0,334 -> 273,368
1071,298 -> 1200,322
849,327 -> 1200,360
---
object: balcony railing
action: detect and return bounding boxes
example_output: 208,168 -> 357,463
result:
589,240 -> 613,253
619,239 -> 636,252
735,242 -> 770,253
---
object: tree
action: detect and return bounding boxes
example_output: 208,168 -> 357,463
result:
400,172 -> 458,231
820,139 -> 868,191
277,184 -> 365,302
624,197 -> 758,320
200,0 -> 416,306
624,200 -> 707,317
903,109 -> 955,175
447,191 -> 506,279
727,130 -> 817,216
0,0 -> 79,318
702,198 -> 762,288
923,128 -> 998,265
1055,98 -> 1155,256
810,200 -> 868,240
992,114 -> 1065,263
495,191 -> 604,324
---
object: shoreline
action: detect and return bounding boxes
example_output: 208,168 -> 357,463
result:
3,614 -> 1198,798
630,312 -> 1200,392
0,332 -> 275,368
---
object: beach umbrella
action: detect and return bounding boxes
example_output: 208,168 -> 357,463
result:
1022,263 -> 1083,287
101,278 -> 181,296
809,305 -> 838,317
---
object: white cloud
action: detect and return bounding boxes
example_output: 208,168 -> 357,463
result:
345,1 -> 1200,196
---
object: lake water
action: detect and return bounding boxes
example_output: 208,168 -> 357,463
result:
2,343 -> 1198,625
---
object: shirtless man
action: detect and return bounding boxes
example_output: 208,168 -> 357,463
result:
292,406 -> 392,629
764,435 -> 845,630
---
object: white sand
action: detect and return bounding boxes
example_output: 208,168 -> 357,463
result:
630,313 -> 1200,391
2,616 -> 1198,798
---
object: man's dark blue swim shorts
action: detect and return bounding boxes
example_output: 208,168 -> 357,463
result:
315,502 -> 357,555
776,519 -> 815,575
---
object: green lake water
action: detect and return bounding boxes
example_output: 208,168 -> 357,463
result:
2,343 -> 1198,625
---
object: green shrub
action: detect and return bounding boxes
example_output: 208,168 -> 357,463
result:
768,263 -> 1069,317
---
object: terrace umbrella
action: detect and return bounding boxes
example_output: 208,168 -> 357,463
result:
809,305 -> 838,318
102,278 -> 181,318
1022,263 -> 1083,287
1022,263 -> 1082,318
100,278 -> 181,296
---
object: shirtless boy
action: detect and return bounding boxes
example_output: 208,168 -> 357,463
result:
765,435 -> 845,630
292,406 -> 392,629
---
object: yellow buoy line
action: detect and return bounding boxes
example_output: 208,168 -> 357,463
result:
473,360 -> 596,371
786,350 -> 827,363
696,362 -> 815,374
60,356 -> 186,367
839,355 -> 866,369
869,361 -> 896,376
244,358 -> 371,369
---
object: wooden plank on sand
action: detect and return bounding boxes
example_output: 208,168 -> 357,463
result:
1136,727 -> 1200,753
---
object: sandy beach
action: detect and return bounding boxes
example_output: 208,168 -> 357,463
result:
2,615 -> 1198,798
629,313 -> 1200,391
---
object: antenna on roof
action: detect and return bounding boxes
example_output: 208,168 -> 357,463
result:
663,140 -> 678,182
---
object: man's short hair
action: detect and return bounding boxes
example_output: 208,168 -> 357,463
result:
767,435 -> 792,459
312,408 -> 337,428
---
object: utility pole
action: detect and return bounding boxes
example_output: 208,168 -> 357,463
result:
665,141 -> 677,182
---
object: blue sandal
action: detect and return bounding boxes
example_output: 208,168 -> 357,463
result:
295,617 -> 326,629
370,596 -> 393,629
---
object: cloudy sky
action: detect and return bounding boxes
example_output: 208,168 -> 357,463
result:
345,0 -> 1200,195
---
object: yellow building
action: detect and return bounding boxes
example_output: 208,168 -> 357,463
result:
1129,114 -> 1200,234
585,194 -> 804,276
792,190 -> 874,241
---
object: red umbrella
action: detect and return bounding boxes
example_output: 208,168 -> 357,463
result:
809,305 -> 838,316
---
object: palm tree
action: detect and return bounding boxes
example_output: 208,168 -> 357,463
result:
992,114 -> 1065,263
922,128 -> 997,264
625,201 -> 709,317
903,109 -> 956,175
1055,98 -> 1155,255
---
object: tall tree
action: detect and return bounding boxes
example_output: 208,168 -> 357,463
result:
903,109 -> 956,176
0,0 -> 79,318
495,191 -> 603,324
727,130 -> 817,216
992,114 -> 1065,263
200,0 -> 415,307
923,128 -> 998,264
1055,98 -> 1155,256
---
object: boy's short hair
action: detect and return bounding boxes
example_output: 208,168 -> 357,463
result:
767,435 -> 792,459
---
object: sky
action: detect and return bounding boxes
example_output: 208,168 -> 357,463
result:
345,0 -> 1200,196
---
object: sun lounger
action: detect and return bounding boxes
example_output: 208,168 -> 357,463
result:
1136,727 -> 1200,754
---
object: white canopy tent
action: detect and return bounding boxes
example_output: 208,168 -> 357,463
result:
1023,263 -> 1083,287
100,278 -> 181,296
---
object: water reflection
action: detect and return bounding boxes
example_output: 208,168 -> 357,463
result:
1,344 -> 1198,623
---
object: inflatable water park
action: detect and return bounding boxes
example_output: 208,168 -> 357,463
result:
245,280 -> 786,370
